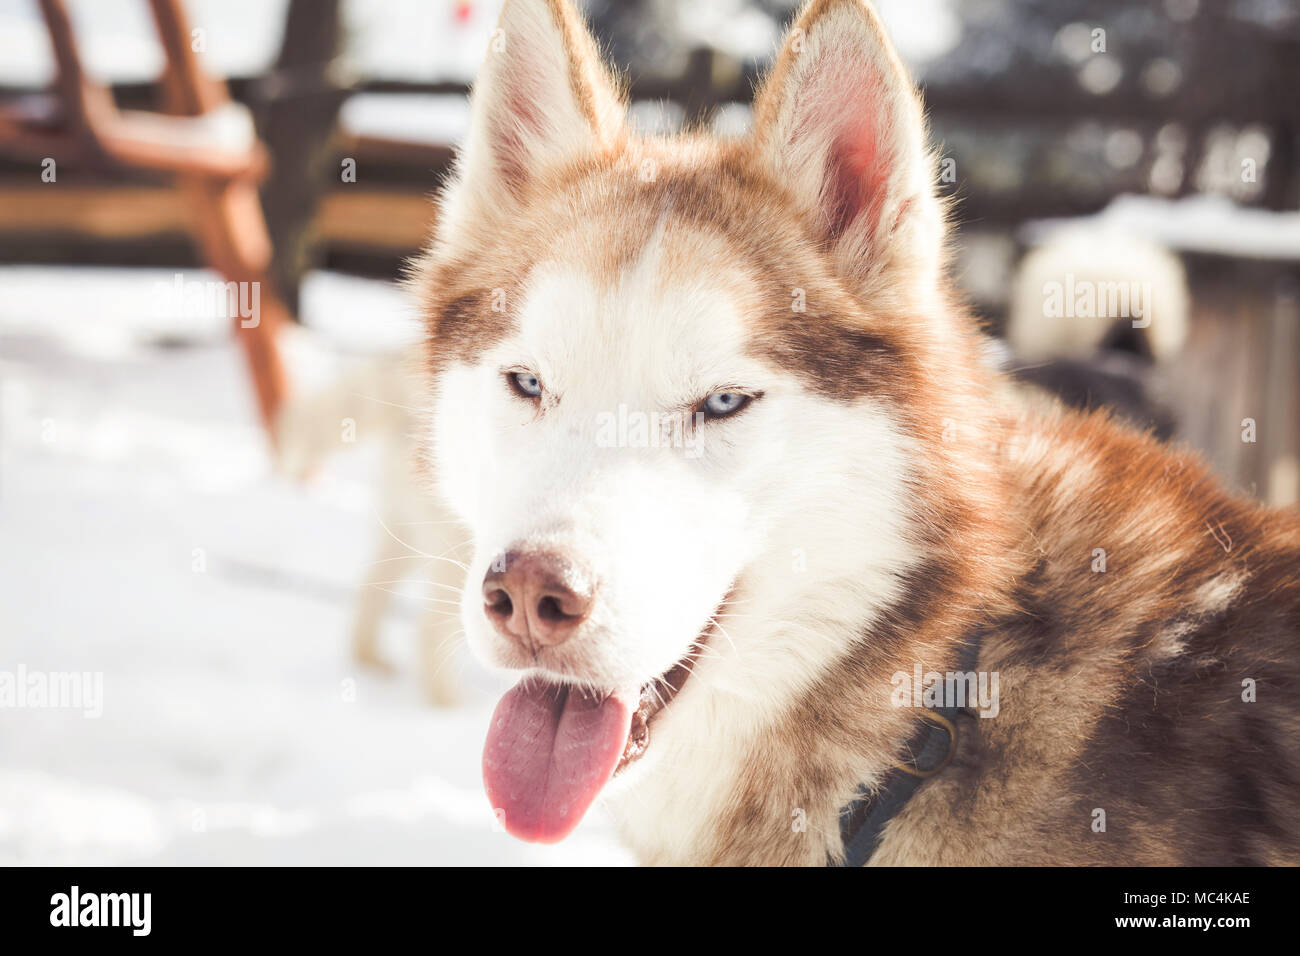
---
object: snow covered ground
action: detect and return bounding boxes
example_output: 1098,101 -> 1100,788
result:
0,266 -> 634,866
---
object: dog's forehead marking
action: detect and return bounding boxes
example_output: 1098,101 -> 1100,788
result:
524,170 -> 920,408
423,159 -> 922,407
514,223 -> 761,402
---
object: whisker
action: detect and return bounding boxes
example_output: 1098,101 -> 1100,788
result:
389,519 -> 468,527
349,392 -> 425,413
362,578 -> 461,590
371,509 -> 469,571
363,584 -> 463,608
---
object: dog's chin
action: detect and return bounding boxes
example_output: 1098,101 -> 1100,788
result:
480,601 -> 724,845
613,627 -> 708,774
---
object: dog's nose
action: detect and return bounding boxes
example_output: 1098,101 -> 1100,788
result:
482,550 -> 594,649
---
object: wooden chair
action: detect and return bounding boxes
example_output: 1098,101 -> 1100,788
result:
0,0 -> 289,442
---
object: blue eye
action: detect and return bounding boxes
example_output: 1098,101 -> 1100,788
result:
701,391 -> 751,418
509,371 -> 542,399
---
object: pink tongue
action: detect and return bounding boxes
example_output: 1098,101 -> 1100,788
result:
483,680 -> 634,843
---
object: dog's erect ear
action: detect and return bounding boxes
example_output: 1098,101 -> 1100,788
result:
750,0 -> 941,290
437,0 -> 624,244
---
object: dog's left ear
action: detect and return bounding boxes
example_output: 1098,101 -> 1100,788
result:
749,0 -> 942,290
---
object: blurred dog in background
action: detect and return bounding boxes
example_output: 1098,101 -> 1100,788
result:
276,354 -> 467,706
1004,229 -> 1190,440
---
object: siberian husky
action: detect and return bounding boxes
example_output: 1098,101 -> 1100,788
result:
410,0 -> 1300,864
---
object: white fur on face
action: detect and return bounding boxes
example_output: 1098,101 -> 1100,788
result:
432,228 -> 921,713
435,234 -> 763,690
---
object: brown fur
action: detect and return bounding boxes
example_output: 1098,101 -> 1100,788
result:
689,408 -> 1300,865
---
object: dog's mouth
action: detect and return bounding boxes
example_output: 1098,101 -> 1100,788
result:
481,614 -> 716,844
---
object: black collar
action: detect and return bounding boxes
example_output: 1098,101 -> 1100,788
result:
835,634 -> 982,867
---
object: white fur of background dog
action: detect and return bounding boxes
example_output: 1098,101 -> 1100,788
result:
1007,229 -> 1189,363
276,354 -> 468,706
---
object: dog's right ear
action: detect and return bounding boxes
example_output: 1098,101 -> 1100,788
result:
436,0 -> 625,245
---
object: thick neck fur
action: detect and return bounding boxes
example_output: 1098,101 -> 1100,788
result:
607,383 -> 1300,865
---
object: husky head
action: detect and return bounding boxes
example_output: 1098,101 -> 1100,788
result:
414,0 -> 987,845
